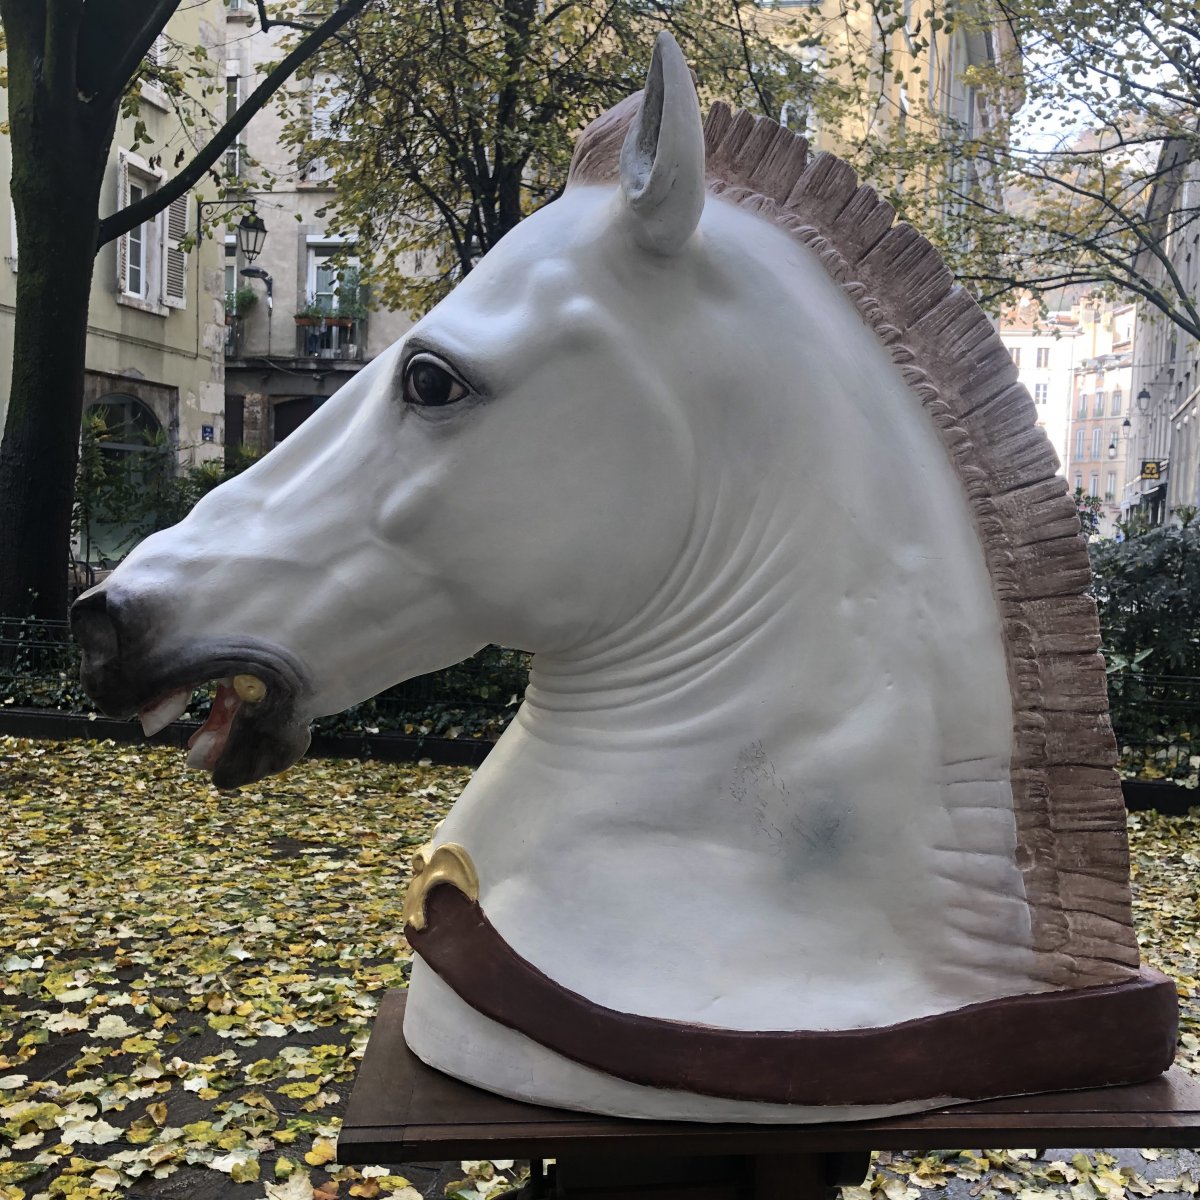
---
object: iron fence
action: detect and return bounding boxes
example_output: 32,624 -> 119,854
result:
9,618 -> 1197,780
1109,673 -> 1200,782
0,616 -> 528,741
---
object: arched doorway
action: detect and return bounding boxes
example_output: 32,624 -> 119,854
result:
77,394 -> 167,566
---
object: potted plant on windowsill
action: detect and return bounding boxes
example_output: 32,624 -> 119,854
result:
334,268 -> 368,327
224,286 -> 257,324
294,298 -> 331,327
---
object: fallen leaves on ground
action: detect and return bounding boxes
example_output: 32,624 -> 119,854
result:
3,737 -> 1200,1200
0,736 -> 471,1199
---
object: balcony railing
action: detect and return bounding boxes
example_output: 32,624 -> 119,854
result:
294,315 -> 367,361
225,317 -> 246,359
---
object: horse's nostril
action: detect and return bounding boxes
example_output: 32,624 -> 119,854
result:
70,588 -> 118,662
71,588 -> 108,620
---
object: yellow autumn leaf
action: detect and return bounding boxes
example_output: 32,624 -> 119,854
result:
305,1137 -> 337,1167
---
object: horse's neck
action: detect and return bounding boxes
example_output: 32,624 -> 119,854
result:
438,493 -> 1043,1030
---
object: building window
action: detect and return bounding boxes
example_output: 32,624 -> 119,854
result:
126,182 -> 147,298
145,34 -> 168,69
299,241 -> 364,360
1106,472 -> 1117,501
1077,393 -> 1088,417
140,35 -> 170,109
1075,429 -> 1085,462
1034,383 -> 1048,404
1094,391 -> 1105,417
1075,472 -> 1083,493
1091,427 -> 1102,459
302,72 -> 348,184
1036,347 -> 1050,368
1089,472 -> 1099,498
116,150 -> 188,311
225,63 -> 242,180
1112,389 -> 1122,415
1011,346 -> 1021,367
306,244 -> 359,313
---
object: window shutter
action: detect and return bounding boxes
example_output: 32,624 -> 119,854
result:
163,193 -> 188,308
116,151 -> 129,293
8,189 -> 18,272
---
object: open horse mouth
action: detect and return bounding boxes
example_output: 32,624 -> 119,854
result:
72,593 -> 312,790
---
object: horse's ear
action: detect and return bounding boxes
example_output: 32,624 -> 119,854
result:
619,32 -> 705,255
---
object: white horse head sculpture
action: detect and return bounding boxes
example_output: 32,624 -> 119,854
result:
75,34 -> 1174,1122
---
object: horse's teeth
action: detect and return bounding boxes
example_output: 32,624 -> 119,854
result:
233,674 -> 267,703
139,688 -> 191,737
186,730 -> 220,770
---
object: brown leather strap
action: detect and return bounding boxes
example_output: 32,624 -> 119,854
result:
406,883 -> 1177,1105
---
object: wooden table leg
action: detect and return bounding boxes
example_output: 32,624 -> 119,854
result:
751,1152 -> 871,1200
547,1150 -> 871,1200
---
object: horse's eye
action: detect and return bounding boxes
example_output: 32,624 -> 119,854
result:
404,355 -> 469,407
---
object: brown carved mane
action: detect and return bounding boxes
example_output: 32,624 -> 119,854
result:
568,99 -> 1138,989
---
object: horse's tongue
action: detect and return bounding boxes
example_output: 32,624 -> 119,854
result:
186,681 -> 243,770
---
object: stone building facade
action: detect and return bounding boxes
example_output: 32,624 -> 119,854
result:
218,6 -> 412,453
1063,302 -> 1135,538
1000,300 -> 1079,472
1126,143 -> 1200,526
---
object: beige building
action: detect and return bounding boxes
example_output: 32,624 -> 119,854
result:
1062,301 -> 1135,537
1000,301 -> 1079,471
219,5 -> 412,451
1126,141 -> 1200,526
0,2 -> 227,567
763,0 -> 1018,211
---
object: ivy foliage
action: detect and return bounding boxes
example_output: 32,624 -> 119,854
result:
0,615 -> 528,745
1090,512 -> 1200,772
72,415 -> 260,569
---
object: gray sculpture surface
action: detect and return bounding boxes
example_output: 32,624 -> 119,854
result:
74,34 -> 1177,1123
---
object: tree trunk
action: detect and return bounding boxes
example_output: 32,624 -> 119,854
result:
0,87 -> 114,620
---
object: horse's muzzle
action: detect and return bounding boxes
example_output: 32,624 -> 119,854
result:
71,586 -> 313,789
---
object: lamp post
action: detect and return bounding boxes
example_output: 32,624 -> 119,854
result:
196,199 -> 267,263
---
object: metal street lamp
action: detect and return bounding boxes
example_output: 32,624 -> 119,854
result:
1108,438 -> 1118,459
240,266 -> 272,310
237,213 -> 266,263
1136,387 -> 1152,413
1122,417 -> 1131,438
196,199 -> 267,263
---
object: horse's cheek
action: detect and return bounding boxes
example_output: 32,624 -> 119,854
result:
372,457 -> 459,550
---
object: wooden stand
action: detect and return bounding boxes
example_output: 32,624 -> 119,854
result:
341,992 -> 1200,1200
